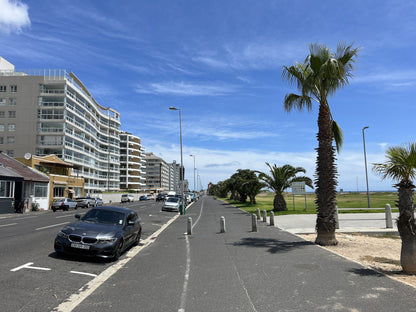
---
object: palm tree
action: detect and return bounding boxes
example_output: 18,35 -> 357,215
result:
373,143 -> 416,274
282,42 -> 358,246
257,163 -> 313,211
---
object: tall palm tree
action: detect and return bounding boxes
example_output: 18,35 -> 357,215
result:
257,163 -> 313,211
282,42 -> 359,246
373,143 -> 416,274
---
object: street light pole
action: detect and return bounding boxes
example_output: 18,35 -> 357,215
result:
189,154 -> 196,194
170,106 -> 185,215
362,126 -> 370,208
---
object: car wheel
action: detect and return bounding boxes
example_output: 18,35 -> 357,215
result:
134,229 -> 141,246
86,203 -> 90,208
64,206 -> 69,211
52,208 -> 56,212
113,240 -> 123,261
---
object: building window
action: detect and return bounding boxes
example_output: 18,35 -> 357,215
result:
0,137 -> 3,144
9,98 -> 16,105
8,124 -> 15,131
6,150 -> 14,157
0,124 -> 4,132
0,98 -> 6,106
0,112 -> 4,118
0,86 -> 6,92
7,136 -> 14,144
8,111 -> 16,118
34,183 -> 48,197
0,180 -> 14,197
10,85 -> 17,92
53,186 -> 65,197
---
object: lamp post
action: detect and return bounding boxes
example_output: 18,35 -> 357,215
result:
169,106 -> 185,214
362,126 -> 370,208
189,154 -> 196,194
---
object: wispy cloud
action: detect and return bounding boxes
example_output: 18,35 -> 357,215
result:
0,0 -> 30,34
354,70 -> 416,90
135,81 -> 238,96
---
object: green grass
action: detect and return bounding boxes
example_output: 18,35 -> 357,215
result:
219,192 -> 402,216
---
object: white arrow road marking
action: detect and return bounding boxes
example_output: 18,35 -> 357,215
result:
11,262 -> 51,272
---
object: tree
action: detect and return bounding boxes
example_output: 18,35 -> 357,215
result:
242,178 -> 265,204
373,143 -> 416,274
257,163 -> 313,211
282,42 -> 358,246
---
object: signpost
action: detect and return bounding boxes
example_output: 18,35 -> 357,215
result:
291,181 -> 307,211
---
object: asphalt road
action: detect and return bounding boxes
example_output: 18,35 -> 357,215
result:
0,199 -> 174,312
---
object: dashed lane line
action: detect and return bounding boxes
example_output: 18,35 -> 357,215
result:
35,222 -> 69,231
0,223 -> 17,228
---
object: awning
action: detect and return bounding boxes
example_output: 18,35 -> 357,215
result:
53,181 -> 67,185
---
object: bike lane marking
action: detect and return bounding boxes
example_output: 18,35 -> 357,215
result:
11,262 -> 51,272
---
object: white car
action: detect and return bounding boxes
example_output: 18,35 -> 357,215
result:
147,194 -> 155,200
121,194 -> 134,203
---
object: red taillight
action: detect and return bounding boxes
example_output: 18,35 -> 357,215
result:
61,202 -> 64,206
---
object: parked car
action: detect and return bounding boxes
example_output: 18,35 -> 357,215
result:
147,194 -> 155,200
75,196 -> 96,208
121,194 -> 134,203
51,198 -> 78,212
139,195 -> 147,201
156,193 -> 166,202
54,206 -> 142,261
95,198 -> 104,206
162,197 -> 180,212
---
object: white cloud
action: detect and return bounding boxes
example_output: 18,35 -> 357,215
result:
0,0 -> 30,34
353,70 -> 416,90
135,81 -> 237,96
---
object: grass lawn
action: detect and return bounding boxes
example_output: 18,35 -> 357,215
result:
219,192 -> 402,216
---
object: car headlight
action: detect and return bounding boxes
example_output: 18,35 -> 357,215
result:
97,237 -> 117,244
57,231 -> 68,239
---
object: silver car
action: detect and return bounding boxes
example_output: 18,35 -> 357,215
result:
162,197 -> 180,212
51,198 -> 78,212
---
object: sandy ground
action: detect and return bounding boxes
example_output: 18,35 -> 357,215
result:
298,233 -> 416,288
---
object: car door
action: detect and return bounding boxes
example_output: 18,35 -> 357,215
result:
124,212 -> 138,246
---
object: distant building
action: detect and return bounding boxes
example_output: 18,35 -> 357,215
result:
0,56 -> 121,194
16,154 -> 84,208
119,131 -> 146,190
144,153 -> 169,192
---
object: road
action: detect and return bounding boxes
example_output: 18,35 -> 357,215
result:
0,199 -> 173,312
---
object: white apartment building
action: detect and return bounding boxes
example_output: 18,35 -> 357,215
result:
0,57 -> 121,194
144,152 -> 169,192
119,131 -> 146,190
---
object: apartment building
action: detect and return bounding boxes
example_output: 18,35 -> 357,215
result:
144,152 -> 169,192
119,131 -> 146,190
0,57 -> 121,194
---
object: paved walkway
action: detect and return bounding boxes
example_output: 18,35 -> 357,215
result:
68,196 -> 415,312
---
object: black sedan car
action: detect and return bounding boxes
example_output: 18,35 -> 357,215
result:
54,206 -> 141,261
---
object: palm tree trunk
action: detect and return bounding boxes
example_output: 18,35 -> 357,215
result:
315,101 -> 338,246
397,180 -> 416,274
273,193 -> 287,211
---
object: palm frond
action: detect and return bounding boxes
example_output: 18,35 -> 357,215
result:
332,120 -> 344,153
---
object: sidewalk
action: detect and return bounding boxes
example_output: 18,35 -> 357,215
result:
274,212 -> 399,234
68,196 -> 416,312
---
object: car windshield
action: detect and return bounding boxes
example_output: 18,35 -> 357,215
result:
82,209 -> 125,225
167,197 -> 179,203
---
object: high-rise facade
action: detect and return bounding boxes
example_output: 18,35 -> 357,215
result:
144,152 -> 169,191
119,131 -> 146,190
0,57 -> 121,194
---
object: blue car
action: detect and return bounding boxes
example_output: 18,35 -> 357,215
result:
54,206 -> 141,261
139,195 -> 147,201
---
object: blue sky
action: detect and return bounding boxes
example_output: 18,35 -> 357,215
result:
0,0 -> 415,192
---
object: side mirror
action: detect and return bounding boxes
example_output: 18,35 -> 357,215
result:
75,214 -> 81,219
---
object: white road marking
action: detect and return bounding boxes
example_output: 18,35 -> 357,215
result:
55,215 -> 75,219
52,213 -> 181,312
11,262 -> 51,272
70,271 -> 97,277
35,222 -> 69,231
178,235 -> 191,312
0,223 -> 17,228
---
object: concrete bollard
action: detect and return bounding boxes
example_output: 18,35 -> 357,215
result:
256,208 -> 261,220
252,214 -> 257,232
335,205 -> 339,229
220,216 -> 226,233
385,204 -> 393,228
262,210 -> 267,222
187,217 -> 192,235
270,211 -> 275,226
